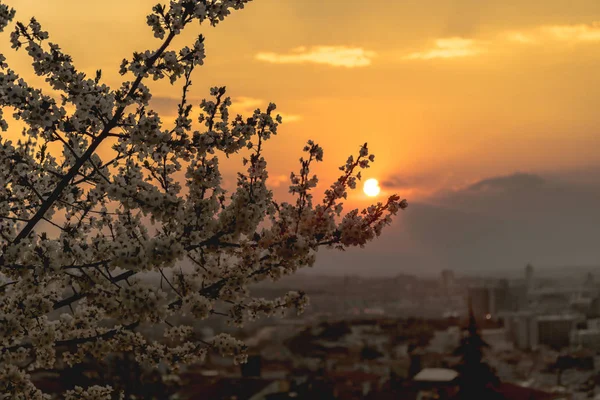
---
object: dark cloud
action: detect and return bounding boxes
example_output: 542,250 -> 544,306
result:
467,173 -> 545,192
380,176 -> 411,188
312,170 -> 600,276
380,174 -> 433,189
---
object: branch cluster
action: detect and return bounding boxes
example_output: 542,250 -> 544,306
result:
0,1 -> 407,398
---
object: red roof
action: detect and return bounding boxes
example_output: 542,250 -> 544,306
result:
496,383 -> 570,400
327,370 -> 381,383
179,377 -> 275,400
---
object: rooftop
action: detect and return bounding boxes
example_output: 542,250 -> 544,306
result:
413,368 -> 458,383
536,314 -> 581,322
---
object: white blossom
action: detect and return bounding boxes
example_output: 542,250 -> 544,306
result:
0,0 -> 407,397
64,385 -> 118,400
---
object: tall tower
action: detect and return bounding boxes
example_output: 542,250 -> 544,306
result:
525,263 -> 534,292
441,269 -> 455,296
585,272 -> 594,287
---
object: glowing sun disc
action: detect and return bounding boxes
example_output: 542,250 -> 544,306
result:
363,178 -> 381,197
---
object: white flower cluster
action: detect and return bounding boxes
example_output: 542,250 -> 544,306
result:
242,290 -> 309,324
0,0 -> 408,397
121,37 -> 205,83
211,333 -> 248,364
64,385 -> 119,400
0,2 -> 15,33
0,364 -> 51,400
182,291 -> 213,319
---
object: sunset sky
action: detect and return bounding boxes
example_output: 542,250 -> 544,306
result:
3,0 -> 600,275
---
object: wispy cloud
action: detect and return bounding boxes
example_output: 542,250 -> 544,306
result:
147,96 -> 301,123
278,113 -> 302,123
231,96 -> 302,123
543,22 -> 600,42
504,32 -> 538,44
255,46 -> 376,68
266,174 -> 288,188
404,23 -> 600,62
377,172 -> 465,201
404,37 -> 483,60
507,22 -> 600,44
232,96 -> 264,111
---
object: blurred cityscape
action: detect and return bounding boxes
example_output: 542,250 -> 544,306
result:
33,265 -> 600,399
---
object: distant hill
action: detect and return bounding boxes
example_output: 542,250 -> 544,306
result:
311,172 -> 600,277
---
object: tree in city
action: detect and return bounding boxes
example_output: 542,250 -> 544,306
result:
0,0 -> 407,398
454,298 -> 503,399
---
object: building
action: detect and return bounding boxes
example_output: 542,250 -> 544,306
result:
178,377 -> 288,400
412,368 -> 459,400
571,329 -> 600,351
469,286 -> 491,321
490,280 -> 511,315
584,272 -> 594,288
496,382 -> 572,400
468,281 -> 511,321
503,312 -> 539,351
426,327 -> 461,354
504,313 -> 582,351
536,314 -> 581,350
440,270 -> 455,295
525,263 -> 534,292
481,328 -> 513,352
588,318 -> 600,330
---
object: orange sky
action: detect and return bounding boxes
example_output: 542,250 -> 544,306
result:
2,0 -> 600,206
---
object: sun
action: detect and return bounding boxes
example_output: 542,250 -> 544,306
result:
363,178 -> 381,197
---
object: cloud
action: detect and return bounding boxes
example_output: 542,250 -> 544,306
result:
380,175 -> 434,190
466,173 -> 545,192
542,22 -> 600,42
433,172 -> 600,222
379,173 -> 460,200
255,46 -> 376,68
311,171 -> 600,276
231,97 -> 302,123
149,96 -> 301,122
401,22 -> 600,64
380,176 -> 411,188
399,22 -> 600,63
232,96 -> 264,111
278,113 -> 302,123
504,32 -> 538,44
507,22 -> 600,45
404,37 -> 483,60
266,174 -> 288,188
